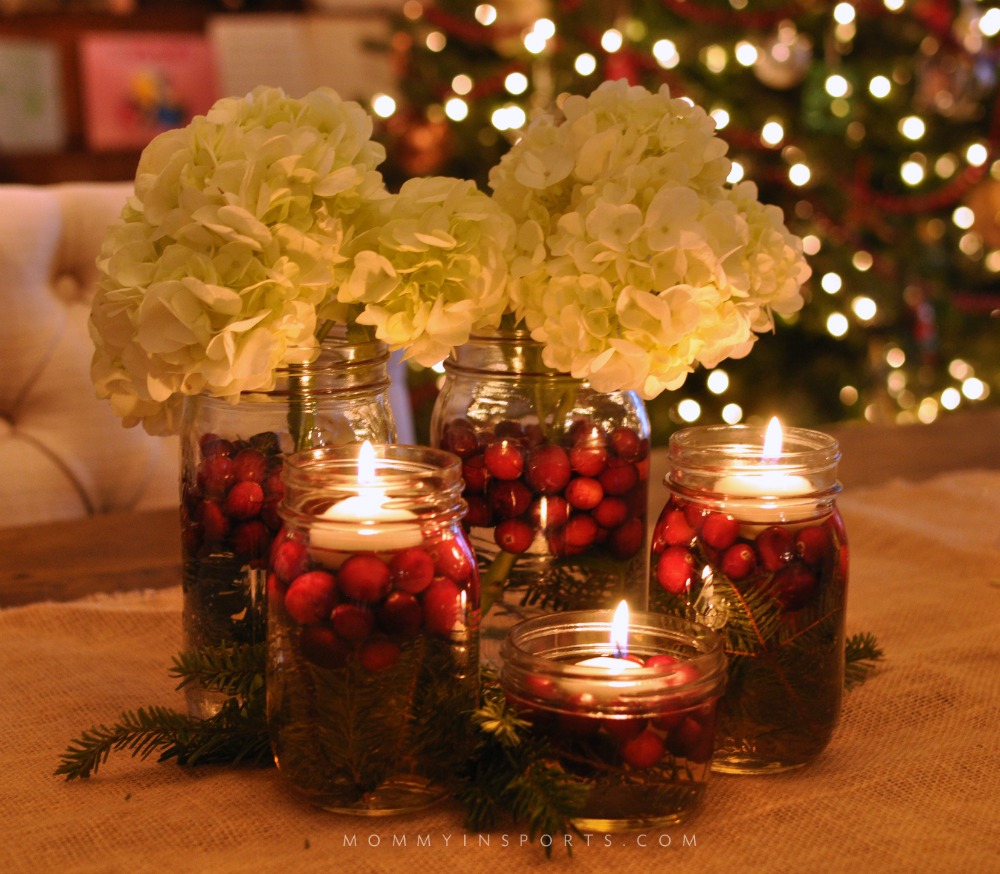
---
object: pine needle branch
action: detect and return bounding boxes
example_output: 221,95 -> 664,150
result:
54,706 -> 205,780
844,631 -> 885,690
169,642 -> 266,699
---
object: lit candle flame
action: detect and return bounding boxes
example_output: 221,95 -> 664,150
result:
762,417 -> 784,462
610,600 -> 630,658
358,440 -> 376,485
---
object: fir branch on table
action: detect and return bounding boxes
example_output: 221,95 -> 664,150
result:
55,643 -> 271,781
844,632 -> 886,690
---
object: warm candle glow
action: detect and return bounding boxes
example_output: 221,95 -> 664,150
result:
610,599 -> 630,658
762,417 -> 784,461
357,440 -> 377,485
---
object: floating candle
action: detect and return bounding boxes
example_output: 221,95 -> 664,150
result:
575,601 -> 644,673
712,418 -> 816,524
309,441 -> 423,561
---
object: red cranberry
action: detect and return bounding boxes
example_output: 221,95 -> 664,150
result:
603,716 -> 647,743
232,448 -> 268,483
494,518 -> 534,554
200,436 -> 234,459
225,480 -> 264,520
565,477 -> 604,510
609,517 -> 645,559
659,508 -> 697,546
200,500 -> 230,543
593,497 -> 628,529
656,546 -> 697,595
484,440 -> 525,480
795,525 -> 833,567
199,454 -> 236,499
494,419 -> 525,440
489,479 -> 533,518
273,539 -> 309,585
643,653 -> 680,671
338,554 -> 392,603
609,427 -> 646,462
529,495 -> 569,529
360,638 -> 401,673
422,576 -> 464,636
772,564 -> 818,610
284,570 -> 337,625
441,421 -> 480,458
621,729 -> 665,768
299,625 -> 350,669
432,536 -> 474,582
232,520 -> 269,560
569,443 -> 608,477
464,495 -> 493,527
598,459 -> 638,496
390,546 -> 435,594
261,498 -> 283,532
526,444 -> 572,495
667,716 -> 711,761
721,543 -> 757,581
263,470 -> 285,500
564,514 -> 599,550
757,526 -> 796,572
701,513 -> 739,549
377,590 -> 423,636
331,602 -> 374,641
461,454 -> 489,494
683,502 -> 708,530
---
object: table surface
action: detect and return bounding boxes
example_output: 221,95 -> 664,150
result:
2,458 -> 999,873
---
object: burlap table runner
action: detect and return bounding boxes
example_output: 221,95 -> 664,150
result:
2,470 -> 999,873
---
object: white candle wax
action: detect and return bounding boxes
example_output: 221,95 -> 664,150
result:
315,491 -> 423,550
575,655 -> 644,674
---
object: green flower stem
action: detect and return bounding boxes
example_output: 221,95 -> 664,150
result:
480,550 -> 518,616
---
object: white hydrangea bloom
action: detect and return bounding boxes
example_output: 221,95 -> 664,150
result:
90,86 -> 388,435
336,176 -> 515,367
489,79 -> 811,399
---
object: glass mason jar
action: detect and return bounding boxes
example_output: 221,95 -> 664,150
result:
431,330 -> 651,666
267,443 -> 480,814
650,423 -> 847,774
499,609 -> 727,832
179,332 -> 397,717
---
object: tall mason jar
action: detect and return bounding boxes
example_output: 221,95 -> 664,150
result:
650,423 -> 847,774
267,443 -> 480,814
179,332 -> 397,717
430,330 -> 651,666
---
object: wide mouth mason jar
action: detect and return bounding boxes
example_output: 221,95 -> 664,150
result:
267,442 -> 480,814
499,608 -> 726,832
650,422 -> 848,774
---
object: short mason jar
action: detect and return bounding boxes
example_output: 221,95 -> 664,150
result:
267,443 -> 480,814
431,330 -> 651,666
499,609 -> 726,832
650,423 -> 847,774
179,331 -> 396,717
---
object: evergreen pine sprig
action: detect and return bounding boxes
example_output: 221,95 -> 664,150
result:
844,632 -> 886,690
455,682 -> 588,856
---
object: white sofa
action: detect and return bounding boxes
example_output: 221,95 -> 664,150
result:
0,183 -> 179,528
0,183 -> 414,529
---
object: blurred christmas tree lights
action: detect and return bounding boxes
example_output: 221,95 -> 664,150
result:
372,0 -> 999,441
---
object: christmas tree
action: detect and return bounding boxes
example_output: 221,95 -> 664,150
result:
374,0 -> 999,442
